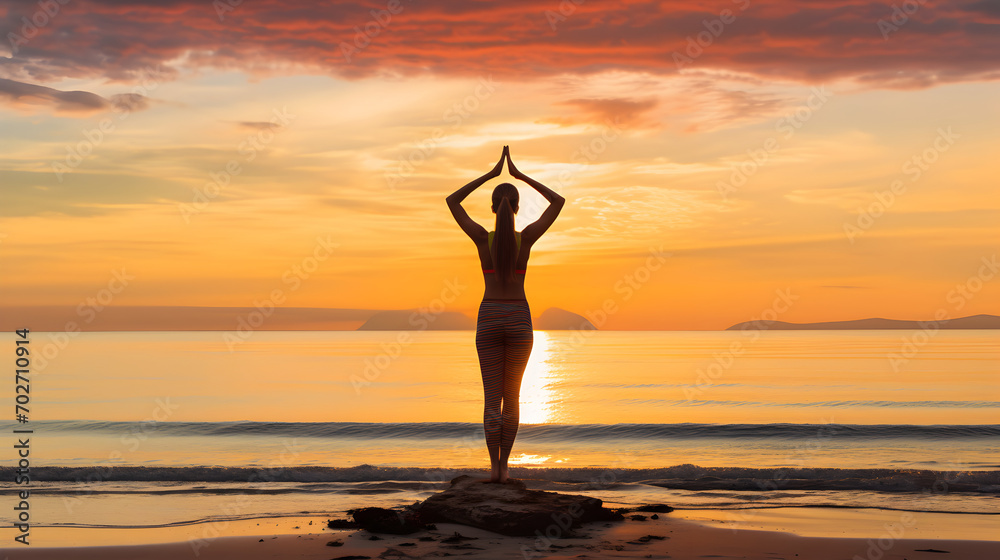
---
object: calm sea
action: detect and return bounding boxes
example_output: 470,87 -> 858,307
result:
0,330 -> 997,532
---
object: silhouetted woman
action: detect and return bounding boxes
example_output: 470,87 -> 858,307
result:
446,145 -> 565,483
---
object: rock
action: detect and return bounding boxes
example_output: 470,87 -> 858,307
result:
629,514 -> 648,521
347,475 -> 627,537
377,548 -> 415,558
409,475 -> 624,537
441,532 -> 478,543
447,544 -> 485,550
349,507 -> 424,535
327,518 -> 360,529
326,539 -> 345,546
635,504 -> 674,513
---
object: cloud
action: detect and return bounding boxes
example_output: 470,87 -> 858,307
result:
0,77 -> 152,115
237,121 -> 284,131
318,196 -> 413,215
109,92 -> 150,113
671,78 -> 792,133
0,77 -> 109,113
0,168 -> 185,217
964,0 -> 1000,17
0,0 -> 997,89
551,97 -> 659,128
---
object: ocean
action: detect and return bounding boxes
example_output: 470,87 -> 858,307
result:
1,330 -> 997,537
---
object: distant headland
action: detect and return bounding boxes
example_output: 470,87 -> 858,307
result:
726,314 -> 1000,330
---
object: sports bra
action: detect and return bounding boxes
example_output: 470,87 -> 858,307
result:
484,231 -> 526,275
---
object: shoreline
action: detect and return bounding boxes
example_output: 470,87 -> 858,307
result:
4,511 -> 999,560
3,507 -> 998,553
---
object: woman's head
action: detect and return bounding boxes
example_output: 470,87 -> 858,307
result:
491,183 -> 519,214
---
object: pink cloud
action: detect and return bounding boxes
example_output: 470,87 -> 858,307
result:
0,0 -> 997,90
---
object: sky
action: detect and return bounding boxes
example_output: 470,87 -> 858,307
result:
0,0 -> 998,330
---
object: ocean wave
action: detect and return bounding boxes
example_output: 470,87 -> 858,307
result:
1,464 -> 996,494
4,420 -> 997,441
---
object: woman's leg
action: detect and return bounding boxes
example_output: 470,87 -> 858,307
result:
498,304 -> 533,482
475,302 -> 506,482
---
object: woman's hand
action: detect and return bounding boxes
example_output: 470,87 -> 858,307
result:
489,145 -> 510,178
447,145 -> 510,208
506,147 -> 525,180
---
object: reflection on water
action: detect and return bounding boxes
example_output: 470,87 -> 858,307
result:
508,452 -> 555,465
520,331 -> 555,423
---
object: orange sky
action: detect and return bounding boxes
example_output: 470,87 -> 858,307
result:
0,0 -> 998,329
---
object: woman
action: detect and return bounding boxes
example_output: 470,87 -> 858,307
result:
446,145 -> 565,483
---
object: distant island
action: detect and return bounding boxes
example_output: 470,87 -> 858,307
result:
357,310 -> 475,330
726,314 -> 1000,330
534,308 -> 596,331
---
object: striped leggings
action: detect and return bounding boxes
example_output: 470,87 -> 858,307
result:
475,299 -> 533,457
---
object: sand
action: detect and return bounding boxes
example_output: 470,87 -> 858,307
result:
4,512 -> 998,560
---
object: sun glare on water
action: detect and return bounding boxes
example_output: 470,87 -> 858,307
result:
519,331 -> 556,424
508,453 -> 553,465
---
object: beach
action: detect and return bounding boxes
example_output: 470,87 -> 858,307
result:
5,510 -> 999,559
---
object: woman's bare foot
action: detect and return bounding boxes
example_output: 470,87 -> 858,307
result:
476,466 -> 500,482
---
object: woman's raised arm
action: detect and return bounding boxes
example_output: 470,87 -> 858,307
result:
508,149 -> 564,244
446,146 -> 509,241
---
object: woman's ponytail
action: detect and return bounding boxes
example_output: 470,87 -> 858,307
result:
492,195 -> 517,285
